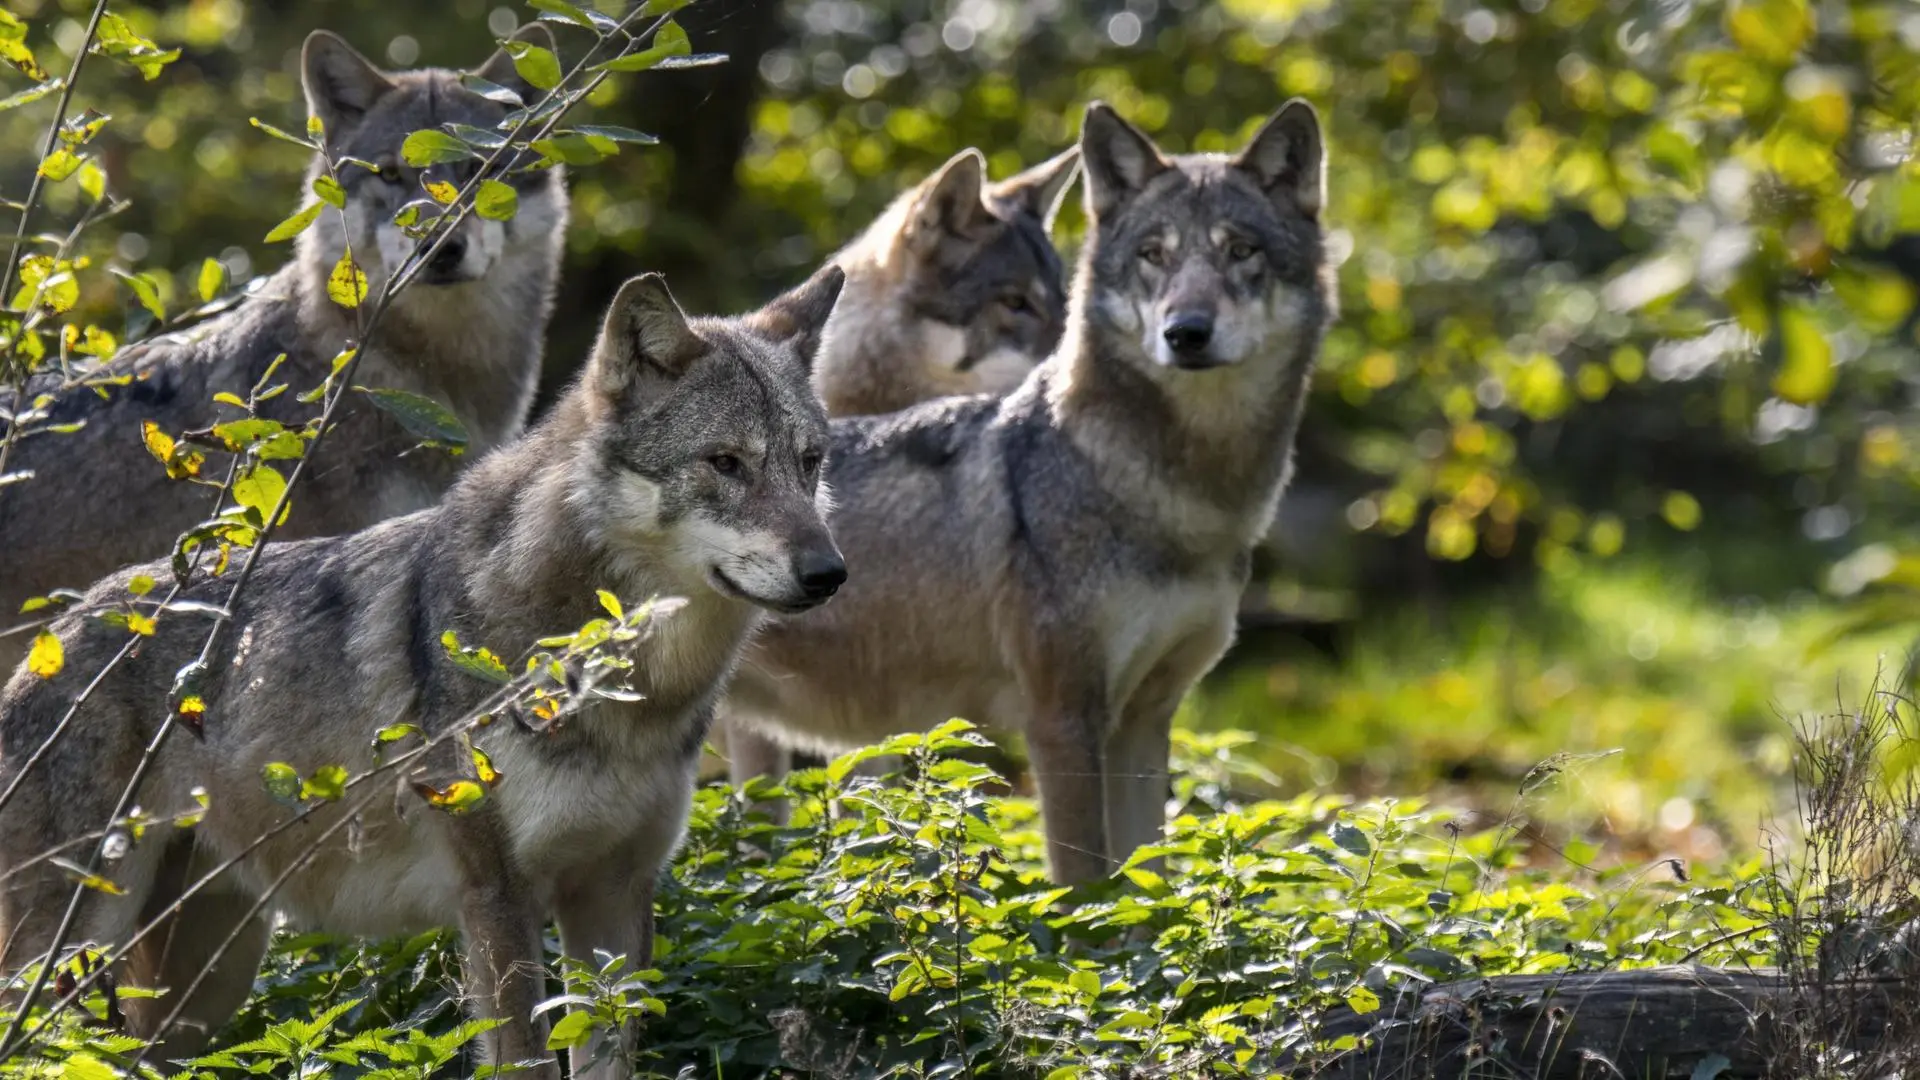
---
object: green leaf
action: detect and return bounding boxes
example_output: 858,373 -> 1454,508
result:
529,0 -> 596,27
373,722 -> 422,750
402,129 -> 472,167
475,179 -> 518,221
0,33 -> 49,82
264,201 -> 324,243
504,40 -> 562,91
262,762 -> 301,804
530,133 -> 616,167
37,148 -> 82,181
250,116 -> 319,149
643,0 -> 692,14
1345,985 -> 1381,1014
570,124 -> 660,146
597,589 -> 623,619
313,175 -> 346,209
197,257 -> 227,304
1774,301 -> 1833,405
301,765 -> 348,802
592,21 -> 692,73
441,630 -> 510,684
113,269 -> 165,322
545,1011 -> 595,1050
327,251 -> 368,309
0,77 -> 62,113
356,386 -> 469,449
77,159 -> 106,200
232,464 -> 289,527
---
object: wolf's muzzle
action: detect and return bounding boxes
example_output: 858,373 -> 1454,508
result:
794,548 -> 848,601
1161,312 -> 1220,368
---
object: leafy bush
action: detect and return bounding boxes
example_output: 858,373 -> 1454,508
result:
6,722 -> 1787,1078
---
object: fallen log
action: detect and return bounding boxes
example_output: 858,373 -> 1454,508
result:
1298,964 -> 1916,1078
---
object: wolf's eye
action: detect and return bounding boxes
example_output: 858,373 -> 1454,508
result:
708,453 -> 742,476
377,162 -> 403,185
1000,293 -> 1031,315
1227,240 -> 1258,261
801,451 -> 823,476
1137,243 -> 1167,268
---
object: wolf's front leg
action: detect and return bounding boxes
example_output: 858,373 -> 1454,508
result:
553,866 -> 656,1080
1020,672 -> 1116,884
459,876 -> 558,1078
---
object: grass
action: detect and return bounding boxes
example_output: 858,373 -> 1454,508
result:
1191,557 -> 1915,863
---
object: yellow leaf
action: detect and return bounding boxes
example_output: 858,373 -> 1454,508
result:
413,778 -> 487,814
1774,301 -> 1834,405
1345,985 -> 1381,1015
28,631 -> 62,678
142,421 -> 174,464
126,612 -> 156,636
424,179 -> 458,205
327,251 -> 368,309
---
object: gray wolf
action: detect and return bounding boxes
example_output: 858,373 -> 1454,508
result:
720,145 -> 1078,784
0,26 -> 569,667
811,146 -> 1079,417
725,100 -> 1333,884
0,266 -> 846,1076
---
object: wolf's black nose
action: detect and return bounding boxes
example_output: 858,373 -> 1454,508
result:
1162,313 -> 1214,354
428,235 -> 467,276
795,550 -> 848,598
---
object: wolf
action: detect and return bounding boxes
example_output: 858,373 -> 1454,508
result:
0,266 -> 846,1076
725,100 -> 1333,884
0,26 -> 569,668
720,144 -> 1078,785
810,145 -> 1079,418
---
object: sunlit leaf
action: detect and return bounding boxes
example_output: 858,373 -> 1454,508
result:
198,258 -> 227,304
264,201 -> 323,243
475,179 -> 518,220
402,129 -> 471,167
413,778 -> 487,814
327,251 -> 368,309
1773,301 -> 1833,405
504,40 -> 562,91
261,762 -> 301,805
312,175 -> 346,209
27,631 -> 62,678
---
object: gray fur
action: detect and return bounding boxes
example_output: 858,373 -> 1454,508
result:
0,27 -> 568,667
810,146 -> 1078,417
728,101 -> 1335,884
0,267 -> 844,1076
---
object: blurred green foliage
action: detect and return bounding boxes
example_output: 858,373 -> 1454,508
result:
7,0 -> 1920,844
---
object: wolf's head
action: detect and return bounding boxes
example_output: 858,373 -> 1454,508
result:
1073,100 -> 1330,378
296,27 -> 567,298
576,267 -> 848,615
814,147 -> 1079,415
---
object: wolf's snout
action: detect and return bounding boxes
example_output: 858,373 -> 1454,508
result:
426,235 -> 468,280
1161,312 -> 1215,362
794,548 -> 848,600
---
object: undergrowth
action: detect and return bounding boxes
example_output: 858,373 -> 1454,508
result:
12,721 -> 1803,1079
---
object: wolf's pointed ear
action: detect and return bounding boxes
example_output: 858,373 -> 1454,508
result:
1079,103 -> 1171,217
746,264 -> 847,373
593,274 -> 704,399
302,32 -> 396,140
472,23 -> 557,106
988,147 -> 1081,232
1232,99 -> 1325,219
905,149 -> 996,255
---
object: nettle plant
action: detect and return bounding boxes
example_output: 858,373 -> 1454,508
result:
62,724 -> 1765,1079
